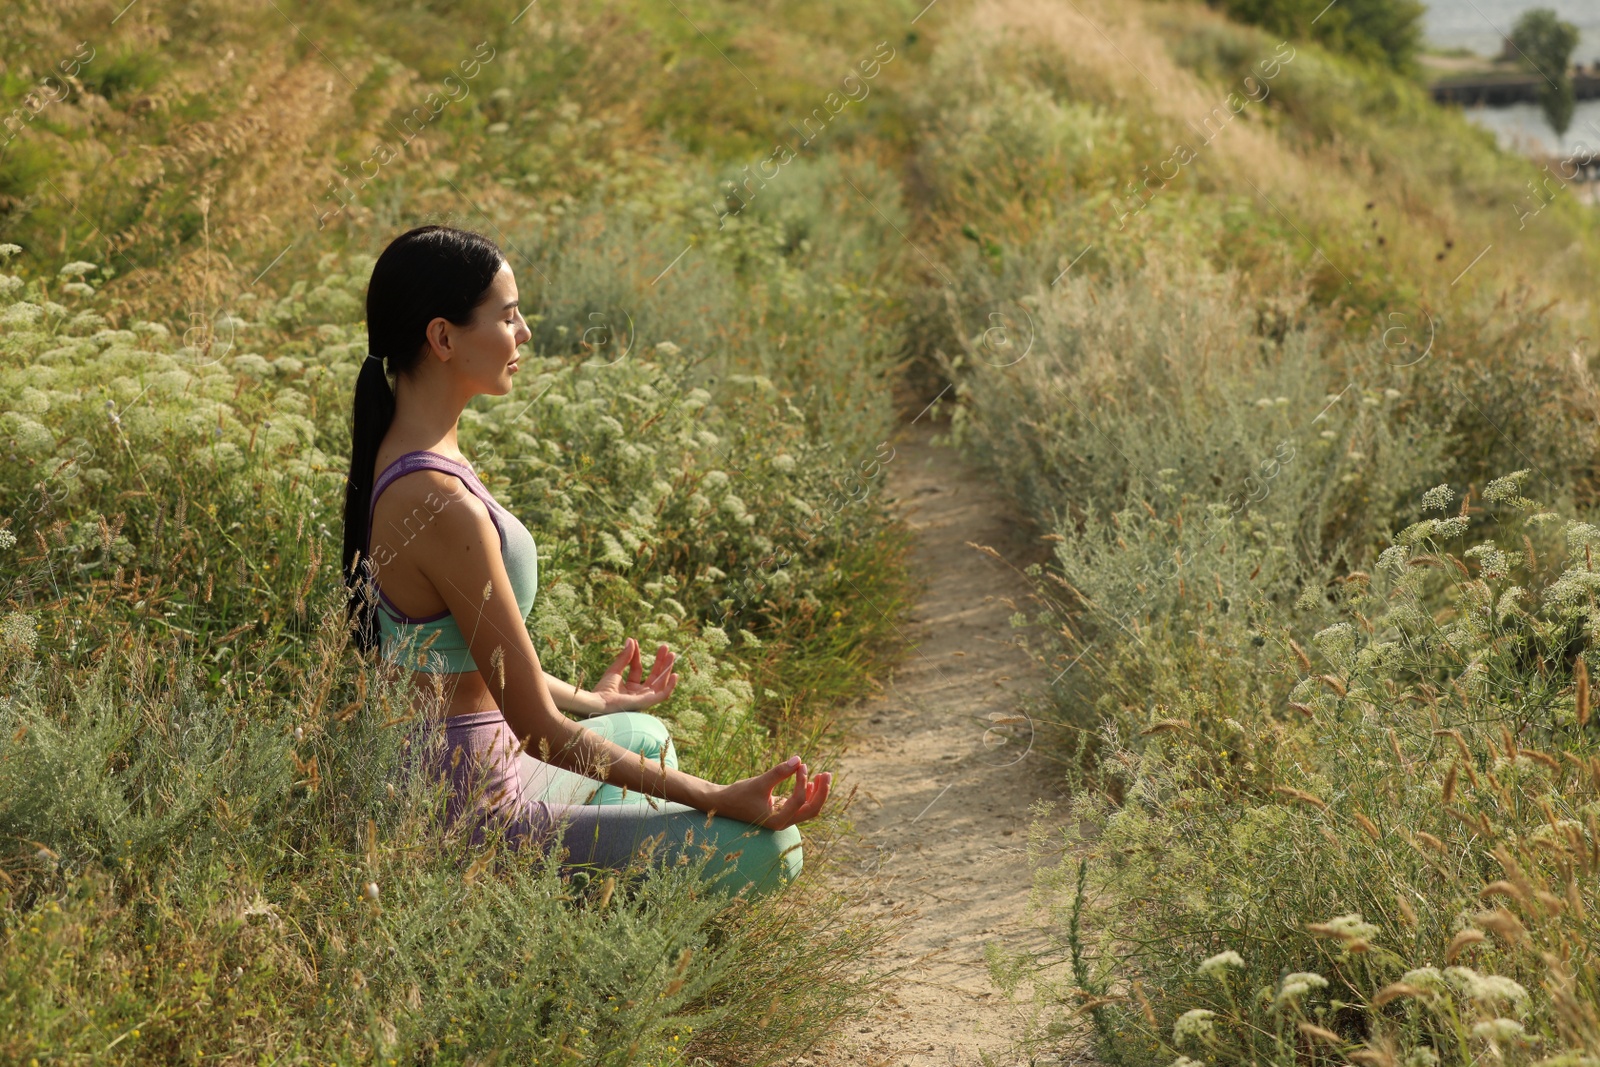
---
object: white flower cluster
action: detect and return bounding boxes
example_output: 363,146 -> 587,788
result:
1470,1018 -> 1525,1042
1464,543 -> 1511,579
1483,469 -> 1534,508
1421,484 -> 1455,512
1311,622 -> 1357,662
1401,966 -> 1448,995
0,611 -> 40,652
1171,1008 -> 1216,1045
1444,966 -> 1528,1008
1315,912 -> 1378,941
1197,950 -> 1244,979
1273,971 -> 1327,1009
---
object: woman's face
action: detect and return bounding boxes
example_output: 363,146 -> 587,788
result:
438,259 -> 531,397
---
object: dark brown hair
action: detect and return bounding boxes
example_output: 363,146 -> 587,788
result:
340,224 -> 504,655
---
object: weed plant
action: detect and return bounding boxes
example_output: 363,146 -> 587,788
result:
900,2 -> 1600,1064
1020,480 -> 1600,1064
0,0 -> 924,1057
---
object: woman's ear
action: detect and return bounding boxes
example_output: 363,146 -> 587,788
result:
424,316 -> 456,363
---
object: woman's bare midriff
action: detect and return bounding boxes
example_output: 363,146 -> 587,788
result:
396,664 -> 500,721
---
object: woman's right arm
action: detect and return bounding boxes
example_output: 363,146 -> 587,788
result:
415,481 -> 829,829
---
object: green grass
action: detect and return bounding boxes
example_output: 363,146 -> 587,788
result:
0,0 -> 928,1060
893,0 -> 1600,1062
10,0 -> 1600,1059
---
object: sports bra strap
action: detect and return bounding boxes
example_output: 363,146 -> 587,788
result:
367,450 -> 506,553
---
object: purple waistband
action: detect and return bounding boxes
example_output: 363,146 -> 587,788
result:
443,709 -> 510,731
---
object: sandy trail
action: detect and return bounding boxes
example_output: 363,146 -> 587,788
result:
801,419 -> 1075,1067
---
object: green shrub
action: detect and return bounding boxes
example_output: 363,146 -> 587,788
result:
1201,0 -> 1426,76
1021,477 -> 1600,1064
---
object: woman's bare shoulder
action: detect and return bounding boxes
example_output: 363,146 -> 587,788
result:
369,467 -> 490,563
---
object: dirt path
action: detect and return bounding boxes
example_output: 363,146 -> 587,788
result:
803,419 -> 1074,1067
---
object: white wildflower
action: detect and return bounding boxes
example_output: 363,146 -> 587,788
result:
1313,912 -> 1379,941
1432,516 -> 1469,539
1377,544 -> 1408,574
1464,543 -> 1510,578
58,260 -> 98,277
1,611 -> 39,651
1198,950 -> 1244,979
2,301 -> 45,326
1170,1058 -> 1206,1067
1484,470 -> 1540,510
0,528 -> 15,551
0,243 -> 21,260
1444,966 -> 1528,1008
1312,623 -> 1358,659
1565,522 -> 1600,549
1294,586 -> 1324,611
1273,971 -> 1327,1008
1172,1008 -> 1216,1046
1470,1018 -> 1524,1042
654,340 -> 681,356
1420,484 -> 1455,512
1403,1050 -> 1440,1067
1546,568 -> 1600,612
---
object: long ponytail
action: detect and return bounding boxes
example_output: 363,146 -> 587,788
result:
341,224 -> 505,657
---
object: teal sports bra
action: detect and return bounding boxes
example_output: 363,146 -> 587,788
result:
366,450 -> 538,674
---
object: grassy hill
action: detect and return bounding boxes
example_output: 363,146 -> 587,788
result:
901,0 -> 1600,1063
4,0 -> 1600,1062
0,0 -> 926,1062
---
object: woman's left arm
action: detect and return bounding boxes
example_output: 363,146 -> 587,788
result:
544,674 -> 607,717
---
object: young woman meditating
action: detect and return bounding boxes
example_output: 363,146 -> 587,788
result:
339,224 -> 829,897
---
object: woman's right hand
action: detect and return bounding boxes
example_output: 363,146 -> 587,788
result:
709,755 -> 831,830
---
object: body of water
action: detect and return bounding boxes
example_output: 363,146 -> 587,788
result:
1461,99 -> 1600,156
1424,0 -> 1600,161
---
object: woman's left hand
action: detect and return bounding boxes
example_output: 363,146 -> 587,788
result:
587,637 -> 679,714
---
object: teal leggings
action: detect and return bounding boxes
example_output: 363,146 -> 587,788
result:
440,710 -> 803,898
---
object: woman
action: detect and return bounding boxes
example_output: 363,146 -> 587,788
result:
339,224 -> 829,898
